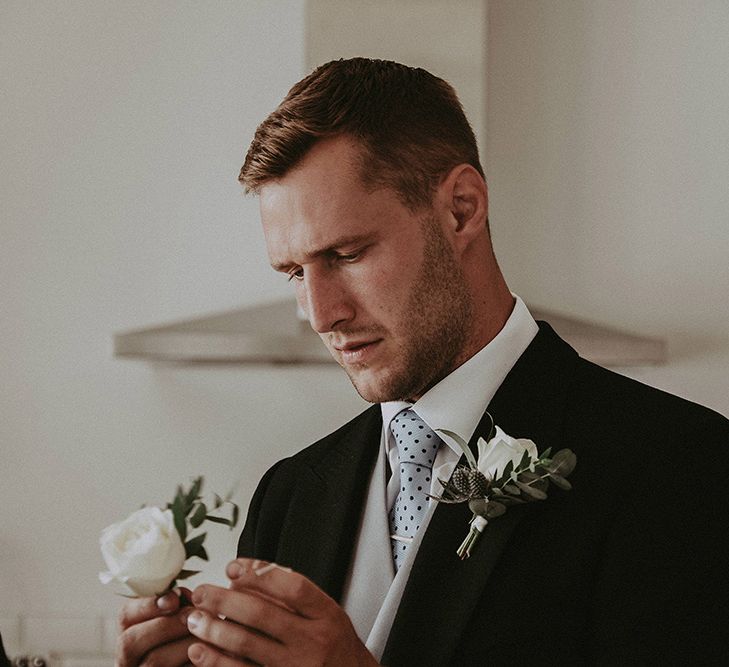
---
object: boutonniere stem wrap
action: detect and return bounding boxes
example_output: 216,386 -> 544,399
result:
433,417 -> 576,559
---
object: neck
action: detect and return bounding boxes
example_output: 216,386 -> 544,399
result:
460,257 -> 515,366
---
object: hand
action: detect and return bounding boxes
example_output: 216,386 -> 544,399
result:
185,559 -> 380,667
116,588 -> 197,666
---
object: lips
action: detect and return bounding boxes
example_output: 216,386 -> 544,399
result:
332,338 -> 383,364
334,339 -> 375,352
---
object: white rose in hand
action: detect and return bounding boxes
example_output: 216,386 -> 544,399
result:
99,506 -> 185,597
477,425 -> 538,480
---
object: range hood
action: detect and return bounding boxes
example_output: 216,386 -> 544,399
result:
114,299 -> 666,367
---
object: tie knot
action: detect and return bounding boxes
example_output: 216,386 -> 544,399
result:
389,408 -> 441,468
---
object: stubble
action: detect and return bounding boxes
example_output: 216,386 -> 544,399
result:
348,215 -> 473,403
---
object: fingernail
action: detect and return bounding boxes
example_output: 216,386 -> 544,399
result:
189,643 -> 204,662
191,587 -> 205,605
227,561 -> 244,579
187,611 -> 202,630
179,608 -> 191,626
156,593 -> 175,610
172,586 -> 181,597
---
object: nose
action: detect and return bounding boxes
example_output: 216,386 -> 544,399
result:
299,266 -> 354,334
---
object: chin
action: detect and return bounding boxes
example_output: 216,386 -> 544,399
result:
348,378 -> 384,404
348,368 -> 416,404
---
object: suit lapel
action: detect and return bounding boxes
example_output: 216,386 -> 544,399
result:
382,323 -> 579,665
277,405 -> 383,602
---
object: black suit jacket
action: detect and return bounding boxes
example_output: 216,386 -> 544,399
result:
0,634 -> 9,667
238,323 -> 729,665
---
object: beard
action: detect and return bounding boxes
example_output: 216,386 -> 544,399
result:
344,215 -> 473,403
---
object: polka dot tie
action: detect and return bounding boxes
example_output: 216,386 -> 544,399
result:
388,408 -> 442,570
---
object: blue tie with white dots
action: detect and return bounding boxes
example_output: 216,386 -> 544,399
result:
388,407 -> 442,570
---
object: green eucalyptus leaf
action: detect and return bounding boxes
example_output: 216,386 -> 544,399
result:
204,515 -> 229,525
517,449 -> 533,472
190,502 -> 207,528
485,500 -> 506,518
540,446 -> 552,461
517,471 -> 549,493
503,483 -> 520,495
515,480 -> 548,500
171,495 -> 187,542
549,473 -> 573,491
185,477 -> 203,508
548,449 -> 577,477
184,532 -> 207,560
469,498 -> 489,515
501,460 -> 514,482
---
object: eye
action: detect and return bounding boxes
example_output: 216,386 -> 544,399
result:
336,248 -> 365,263
287,267 -> 304,282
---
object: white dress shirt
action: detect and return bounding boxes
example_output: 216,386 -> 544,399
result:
341,295 -> 538,660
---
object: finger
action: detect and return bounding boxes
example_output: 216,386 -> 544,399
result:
118,589 -> 184,630
192,585 -> 299,641
226,559 -> 334,619
187,612 -> 285,666
117,611 -> 192,666
140,635 -> 196,667
188,642 -> 261,667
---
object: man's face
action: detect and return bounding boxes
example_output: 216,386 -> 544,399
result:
259,137 -> 472,403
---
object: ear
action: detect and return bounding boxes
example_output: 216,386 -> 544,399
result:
438,164 -> 489,253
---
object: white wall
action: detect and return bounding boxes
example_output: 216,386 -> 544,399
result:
0,0 -> 368,655
487,1 -> 729,415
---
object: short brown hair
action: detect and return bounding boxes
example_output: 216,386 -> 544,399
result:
239,57 -> 483,210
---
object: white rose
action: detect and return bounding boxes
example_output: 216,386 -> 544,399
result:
476,425 -> 539,481
99,506 -> 186,597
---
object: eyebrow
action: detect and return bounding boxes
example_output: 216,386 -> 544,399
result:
270,233 -> 373,272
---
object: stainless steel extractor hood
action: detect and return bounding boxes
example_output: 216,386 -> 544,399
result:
113,299 -> 666,367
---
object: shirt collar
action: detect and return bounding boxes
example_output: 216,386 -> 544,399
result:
380,295 -> 538,455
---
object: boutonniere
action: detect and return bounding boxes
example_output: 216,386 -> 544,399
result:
433,417 -> 576,559
99,477 -> 239,597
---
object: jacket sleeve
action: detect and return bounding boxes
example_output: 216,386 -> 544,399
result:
236,458 -> 288,560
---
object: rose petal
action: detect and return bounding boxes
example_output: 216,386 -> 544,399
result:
476,426 -> 539,480
99,507 -> 186,597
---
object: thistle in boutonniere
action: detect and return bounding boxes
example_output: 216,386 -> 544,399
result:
433,417 -> 576,559
99,477 -> 239,597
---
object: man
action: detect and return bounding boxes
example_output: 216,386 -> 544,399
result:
117,58 -> 728,666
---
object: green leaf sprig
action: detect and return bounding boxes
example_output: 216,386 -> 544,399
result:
166,476 -> 239,583
432,425 -> 576,559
